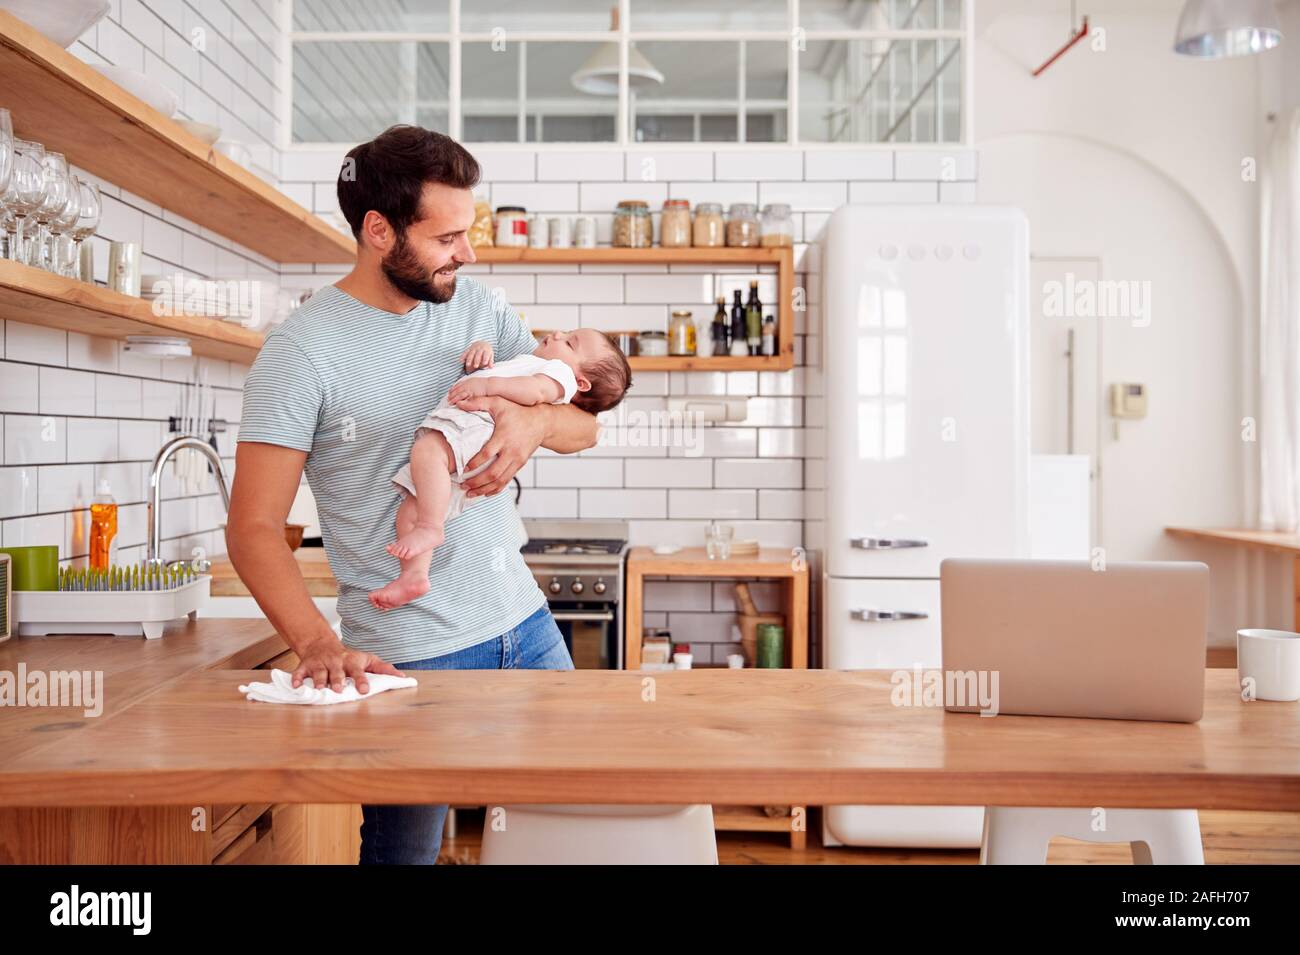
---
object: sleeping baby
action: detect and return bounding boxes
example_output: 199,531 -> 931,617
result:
369,328 -> 632,610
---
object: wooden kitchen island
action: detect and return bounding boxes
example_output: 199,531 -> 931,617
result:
2,614 -> 1298,865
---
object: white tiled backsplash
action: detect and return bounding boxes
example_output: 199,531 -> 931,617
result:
0,2 -> 975,657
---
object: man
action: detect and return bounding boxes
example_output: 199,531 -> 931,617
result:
225,125 -> 599,864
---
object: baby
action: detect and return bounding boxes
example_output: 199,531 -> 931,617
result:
368,328 -> 632,610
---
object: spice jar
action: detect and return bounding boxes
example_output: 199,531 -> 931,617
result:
613,200 -> 652,248
495,206 -> 528,247
726,202 -> 760,247
760,202 -> 794,247
637,329 -> 668,356
660,199 -> 691,247
693,202 -> 724,247
668,309 -> 697,356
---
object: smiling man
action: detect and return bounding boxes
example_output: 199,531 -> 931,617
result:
225,125 -> 599,864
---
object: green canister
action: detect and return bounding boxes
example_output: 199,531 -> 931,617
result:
756,623 -> 785,668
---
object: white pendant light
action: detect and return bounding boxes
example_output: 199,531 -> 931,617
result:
1174,0 -> 1283,58
571,5 -> 664,95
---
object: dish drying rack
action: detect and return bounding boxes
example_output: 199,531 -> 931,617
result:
13,562 -> 211,640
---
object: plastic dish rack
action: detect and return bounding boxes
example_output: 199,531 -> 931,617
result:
13,575 -> 211,639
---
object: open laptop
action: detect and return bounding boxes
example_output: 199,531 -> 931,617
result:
940,559 -> 1208,723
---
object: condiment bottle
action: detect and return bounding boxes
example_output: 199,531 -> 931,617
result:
745,280 -> 762,355
89,479 -> 118,571
711,296 -> 729,356
729,290 -> 748,356
762,312 -> 777,357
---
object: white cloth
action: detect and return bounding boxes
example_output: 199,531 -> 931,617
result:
238,668 -> 418,705
1260,107 -> 1300,531
390,352 -> 579,520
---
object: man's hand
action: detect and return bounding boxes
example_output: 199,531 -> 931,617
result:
447,376 -> 494,406
292,634 -> 403,695
461,340 -> 494,371
456,395 -> 547,497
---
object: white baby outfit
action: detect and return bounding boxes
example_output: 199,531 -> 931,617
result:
390,352 -> 578,520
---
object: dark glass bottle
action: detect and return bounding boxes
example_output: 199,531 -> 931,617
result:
745,280 -> 762,355
729,290 -> 747,356
711,296 -> 729,356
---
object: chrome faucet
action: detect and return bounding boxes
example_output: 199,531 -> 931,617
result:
147,435 -> 232,568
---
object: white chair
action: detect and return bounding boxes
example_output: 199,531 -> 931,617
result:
980,807 -> 1204,864
479,804 -> 718,865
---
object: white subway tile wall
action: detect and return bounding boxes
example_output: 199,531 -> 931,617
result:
0,0 -> 281,568
1,4 -> 973,650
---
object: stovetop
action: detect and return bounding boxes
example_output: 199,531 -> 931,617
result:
521,538 -> 626,556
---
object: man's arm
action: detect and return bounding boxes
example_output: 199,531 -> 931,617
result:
225,441 -> 401,692
456,398 -> 598,497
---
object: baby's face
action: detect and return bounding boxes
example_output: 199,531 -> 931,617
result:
535,328 -> 609,372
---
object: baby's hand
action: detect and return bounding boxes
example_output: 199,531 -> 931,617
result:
447,377 -> 493,406
462,341 -> 494,371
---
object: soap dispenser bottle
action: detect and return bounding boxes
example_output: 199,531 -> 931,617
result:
89,479 -> 118,571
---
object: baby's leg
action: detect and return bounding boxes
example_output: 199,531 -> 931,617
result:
387,429 -> 456,559
369,495 -> 436,610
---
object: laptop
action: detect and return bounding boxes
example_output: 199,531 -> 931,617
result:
940,558 -> 1208,723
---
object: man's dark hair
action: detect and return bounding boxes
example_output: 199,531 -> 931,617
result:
337,125 -> 481,239
573,333 -> 633,415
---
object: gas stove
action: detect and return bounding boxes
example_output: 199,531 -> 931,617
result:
520,520 -> 628,669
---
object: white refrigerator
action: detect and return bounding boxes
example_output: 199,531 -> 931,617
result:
819,205 -> 1031,848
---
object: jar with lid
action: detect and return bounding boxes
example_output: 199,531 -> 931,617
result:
668,309 -> 697,356
760,202 -> 794,247
613,200 -> 652,248
638,329 -> 668,356
692,202 -> 724,247
660,199 -> 692,247
726,202 -> 760,247
495,206 -> 528,248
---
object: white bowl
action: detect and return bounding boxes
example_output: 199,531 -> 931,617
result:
0,0 -> 109,48
93,65 -> 179,118
177,119 -> 222,145
1237,628 -> 1300,702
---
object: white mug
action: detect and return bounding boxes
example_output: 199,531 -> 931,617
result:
673,652 -> 693,670
1236,629 -> 1300,702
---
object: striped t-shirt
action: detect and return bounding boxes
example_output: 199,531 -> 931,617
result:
237,279 -> 547,664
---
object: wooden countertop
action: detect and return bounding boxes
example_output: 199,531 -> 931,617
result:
0,618 -> 287,765
2,668 -> 1295,812
1166,526 -> 1300,556
210,547 -> 337,597
627,545 -> 802,577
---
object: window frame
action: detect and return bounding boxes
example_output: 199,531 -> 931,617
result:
281,0 -> 974,151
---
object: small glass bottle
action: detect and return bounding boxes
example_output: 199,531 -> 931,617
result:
745,280 -> 762,355
729,289 -> 748,356
668,309 -> 697,356
761,313 -> 777,357
711,296 -> 729,356
89,479 -> 118,571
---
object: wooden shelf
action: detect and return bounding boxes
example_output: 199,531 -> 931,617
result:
0,11 -> 355,264
478,246 -> 796,371
0,259 -> 264,364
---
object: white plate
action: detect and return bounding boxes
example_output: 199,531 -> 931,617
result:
177,119 -> 222,145
0,0 -> 109,48
94,65 -> 179,118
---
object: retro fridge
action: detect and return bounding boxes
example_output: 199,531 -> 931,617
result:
819,205 -> 1031,848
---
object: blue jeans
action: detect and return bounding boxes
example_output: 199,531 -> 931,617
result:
358,603 -> 573,864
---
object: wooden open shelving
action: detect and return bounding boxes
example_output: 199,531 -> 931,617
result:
473,246 -> 796,371
0,259 -> 264,363
0,11 -> 355,264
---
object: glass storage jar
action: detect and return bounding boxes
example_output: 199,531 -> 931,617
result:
726,202 -> 760,247
613,200 -> 652,247
637,330 -> 668,356
760,202 -> 794,247
668,309 -> 697,356
692,202 -> 724,247
660,199 -> 692,247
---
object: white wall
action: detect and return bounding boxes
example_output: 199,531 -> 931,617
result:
972,0 -> 1291,644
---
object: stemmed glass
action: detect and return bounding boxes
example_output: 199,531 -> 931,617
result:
0,110 -> 12,259
26,151 -> 71,271
66,178 -> 101,280
49,174 -> 83,277
2,139 -> 45,262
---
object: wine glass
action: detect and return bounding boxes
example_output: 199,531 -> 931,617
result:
0,109 -> 13,200
3,139 -> 44,262
27,151 -> 71,271
50,174 -> 83,277
67,177 -> 101,281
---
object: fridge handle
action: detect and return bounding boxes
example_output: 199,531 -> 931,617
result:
850,608 -> 930,622
850,536 -> 929,550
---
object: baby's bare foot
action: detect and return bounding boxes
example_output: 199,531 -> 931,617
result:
386,521 -> 445,560
368,573 -> 430,611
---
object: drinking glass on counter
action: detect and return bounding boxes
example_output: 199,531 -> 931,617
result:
705,520 -> 734,560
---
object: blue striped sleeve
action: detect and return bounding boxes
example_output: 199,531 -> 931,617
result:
237,331 -> 323,452
490,283 -> 539,363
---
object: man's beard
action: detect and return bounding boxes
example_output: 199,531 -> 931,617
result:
381,231 -> 457,304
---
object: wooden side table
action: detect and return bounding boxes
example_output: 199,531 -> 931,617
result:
623,545 -> 811,848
